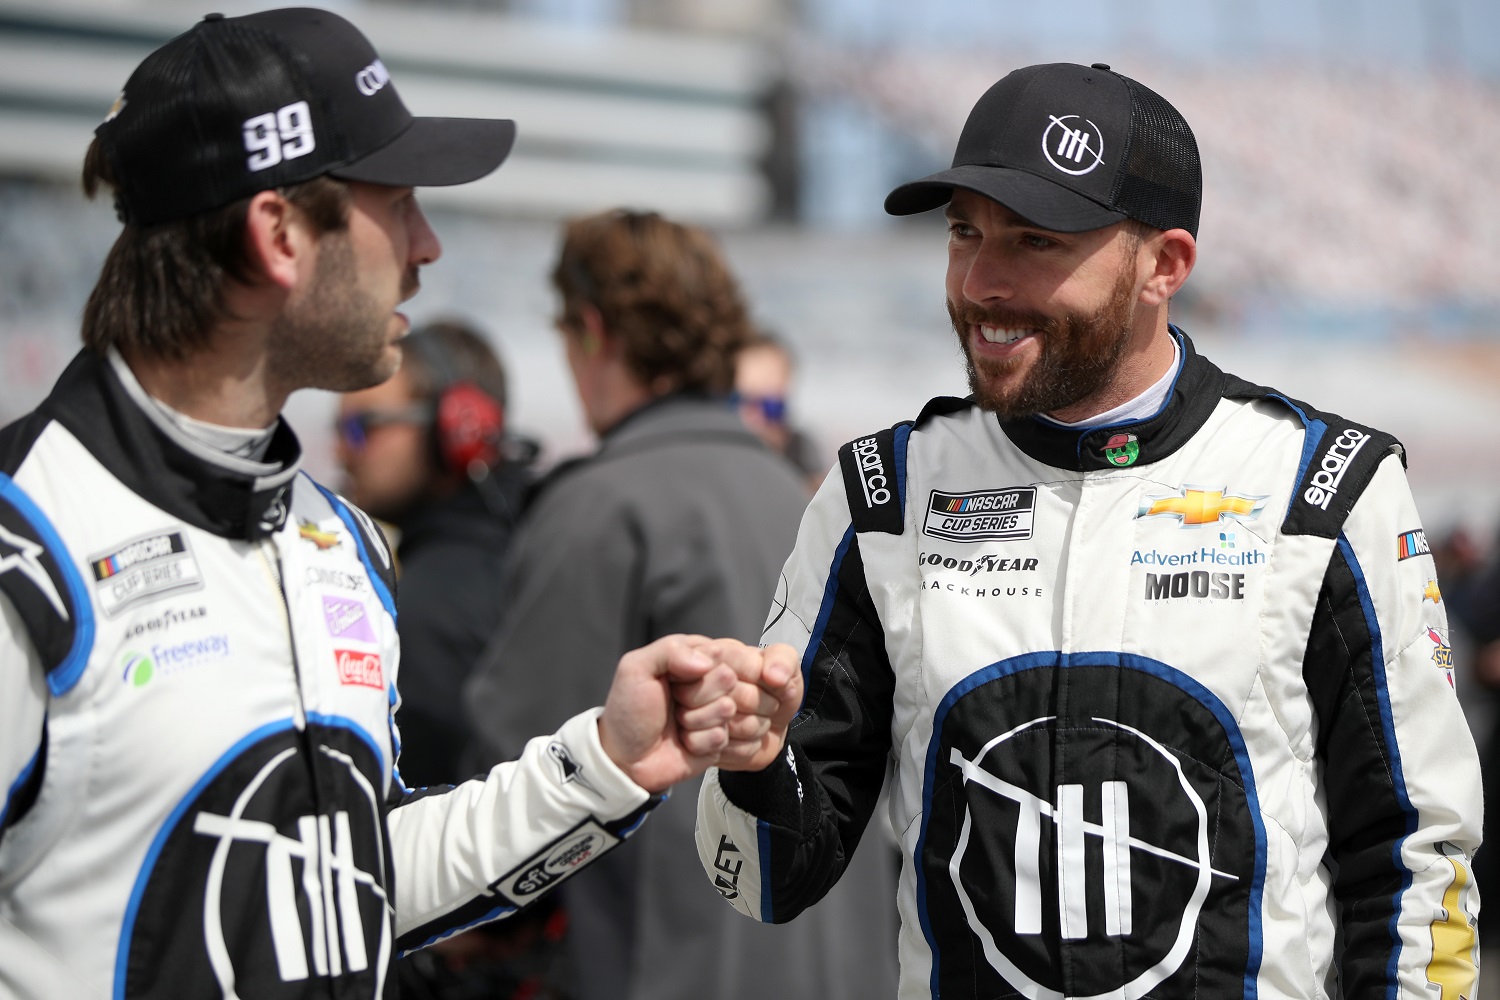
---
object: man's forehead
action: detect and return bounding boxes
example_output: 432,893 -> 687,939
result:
944,191 -> 1052,230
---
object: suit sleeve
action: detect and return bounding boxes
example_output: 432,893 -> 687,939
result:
385,706 -> 659,952
696,468 -> 895,923
0,593 -> 47,845
1302,455 -> 1481,998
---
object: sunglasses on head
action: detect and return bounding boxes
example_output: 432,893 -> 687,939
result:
335,405 -> 431,450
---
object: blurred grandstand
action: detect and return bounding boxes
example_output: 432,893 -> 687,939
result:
0,0 -> 1497,529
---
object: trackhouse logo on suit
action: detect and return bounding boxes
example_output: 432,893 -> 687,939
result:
119,728 -> 392,998
1303,428 -> 1371,511
923,488 -> 1036,542
922,663 -> 1258,997
920,552 -> 1043,599
90,529 -> 203,616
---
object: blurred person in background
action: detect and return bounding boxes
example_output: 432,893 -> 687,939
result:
697,61 -> 1481,998
465,208 -> 898,1000
339,320 -> 565,1000
0,9 -> 800,999
732,330 -> 826,491
338,319 -> 536,789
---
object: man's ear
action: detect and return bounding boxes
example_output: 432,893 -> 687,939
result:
1138,228 -> 1197,307
242,189 -> 312,291
576,302 -> 612,358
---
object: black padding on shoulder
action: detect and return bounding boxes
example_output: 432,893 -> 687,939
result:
914,395 -> 972,428
839,426 -> 904,535
0,496 -> 81,676
1284,420 -> 1402,539
1221,376 -> 1403,540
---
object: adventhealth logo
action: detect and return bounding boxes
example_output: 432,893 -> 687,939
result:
1131,547 -> 1264,569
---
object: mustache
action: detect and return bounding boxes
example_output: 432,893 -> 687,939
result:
946,299 -> 1058,336
402,268 -> 421,301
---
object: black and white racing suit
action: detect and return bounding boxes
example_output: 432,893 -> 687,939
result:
0,349 -> 658,999
697,332 -> 1480,998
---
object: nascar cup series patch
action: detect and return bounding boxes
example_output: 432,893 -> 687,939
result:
923,488 -> 1036,542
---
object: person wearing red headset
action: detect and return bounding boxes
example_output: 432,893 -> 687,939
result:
337,318 -> 537,789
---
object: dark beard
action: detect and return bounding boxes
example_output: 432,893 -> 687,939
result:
268,233 -> 416,394
948,262 -> 1138,420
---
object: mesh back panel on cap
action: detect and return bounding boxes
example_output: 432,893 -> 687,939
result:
1112,78 -> 1202,236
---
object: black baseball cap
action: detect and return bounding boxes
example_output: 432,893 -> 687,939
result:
885,62 -> 1201,237
95,7 -> 517,226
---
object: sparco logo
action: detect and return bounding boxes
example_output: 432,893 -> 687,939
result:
1303,428 -> 1370,511
851,437 -> 892,508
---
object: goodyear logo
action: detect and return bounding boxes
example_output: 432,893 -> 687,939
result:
923,488 -> 1035,542
1137,487 -> 1267,527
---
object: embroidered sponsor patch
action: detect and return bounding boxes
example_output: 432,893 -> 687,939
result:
1430,628 -> 1455,687
323,596 -> 375,642
90,529 -> 203,616
298,518 -> 341,550
1137,486 -> 1267,527
1398,528 -> 1430,561
334,648 -> 383,689
923,488 -> 1036,542
1302,427 -> 1371,512
490,818 -> 621,906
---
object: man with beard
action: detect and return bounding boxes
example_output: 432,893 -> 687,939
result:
697,62 -> 1480,998
0,10 -> 800,999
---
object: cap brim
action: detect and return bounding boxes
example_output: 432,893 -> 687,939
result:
331,117 -> 517,188
885,163 -> 1127,232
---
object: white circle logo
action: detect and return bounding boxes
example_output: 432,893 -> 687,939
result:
948,715 -> 1227,999
1041,114 -> 1106,176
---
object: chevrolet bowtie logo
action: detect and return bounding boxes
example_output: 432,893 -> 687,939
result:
1137,487 -> 1268,527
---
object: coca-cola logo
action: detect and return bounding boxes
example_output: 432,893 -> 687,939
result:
334,649 -> 383,689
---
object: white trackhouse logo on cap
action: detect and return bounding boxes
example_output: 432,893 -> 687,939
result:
1042,114 -> 1106,176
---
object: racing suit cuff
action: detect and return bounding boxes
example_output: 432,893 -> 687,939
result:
560,706 -> 661,816
716,741 -> 808,832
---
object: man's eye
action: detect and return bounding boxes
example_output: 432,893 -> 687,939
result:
947,222 -> 975,239
1021,233 -> 1055,249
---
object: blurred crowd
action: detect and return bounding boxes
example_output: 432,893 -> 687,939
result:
794,45 -> 1500,310
333,208 -> 885,1000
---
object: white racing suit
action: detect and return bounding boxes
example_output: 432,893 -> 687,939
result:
697,332 -> 1480,998
0,349 -> 658,999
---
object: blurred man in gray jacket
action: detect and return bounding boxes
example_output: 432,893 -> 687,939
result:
466,209 -> 898,1000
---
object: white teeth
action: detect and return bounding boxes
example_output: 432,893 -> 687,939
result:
979,325 -> 1029,344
